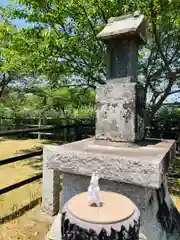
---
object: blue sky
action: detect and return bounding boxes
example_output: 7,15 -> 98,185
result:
0,0 -> 10,6
0,0 -> 30,27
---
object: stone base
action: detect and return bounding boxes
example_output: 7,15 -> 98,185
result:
47,176 -> 180,240
45,137 -> 176,189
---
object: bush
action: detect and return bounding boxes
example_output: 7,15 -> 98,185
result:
150,104 -> 180,139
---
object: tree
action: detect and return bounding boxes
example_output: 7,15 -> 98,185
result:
0,84 -> 96,121
0,17 -> 38,98
1,0 -> 180,123
0,19 -> 17,98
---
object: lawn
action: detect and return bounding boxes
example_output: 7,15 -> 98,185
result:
0,137 -> 180,239
0,138 -> 54,240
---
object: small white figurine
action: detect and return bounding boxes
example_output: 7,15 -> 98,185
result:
88,172 -> 101,207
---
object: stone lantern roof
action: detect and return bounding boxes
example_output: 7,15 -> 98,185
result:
97,12 -> 146,44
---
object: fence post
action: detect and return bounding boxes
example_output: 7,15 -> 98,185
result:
38,117 -> 42,140
75,124 -> 80,141
42,147 -> 60,216
177,132 -> 180,153
62,125 -> 67,143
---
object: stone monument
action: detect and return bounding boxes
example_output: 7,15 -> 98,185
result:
96,13 -> 146,142
43,12 -> 180,240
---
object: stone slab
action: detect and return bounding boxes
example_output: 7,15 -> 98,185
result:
67,191 -> 135,224
95,82 -> 145,142
106,40 -> 139,80
97,13 -> 146,43
44,138 -> 176,189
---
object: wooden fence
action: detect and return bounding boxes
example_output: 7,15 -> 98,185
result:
0,117 -> 95,132
0,123 -> 179,197
0,150 -> 43,196
0,118 -> 95,140
0,123 -> 95,196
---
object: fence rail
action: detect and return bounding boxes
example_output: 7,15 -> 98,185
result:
0,123 -> 95,197
0,123 -> 94,136
0,173 -> 42,195
0,150 -> 43,166
0,122 -> 179,199
0,126 -> 54,136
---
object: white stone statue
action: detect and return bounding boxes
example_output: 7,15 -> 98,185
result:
88,172 -> 101,207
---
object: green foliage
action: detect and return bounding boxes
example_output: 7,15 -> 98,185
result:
0,87 -> 95,121
0,0 -> 180,122
154,104 -> 180,130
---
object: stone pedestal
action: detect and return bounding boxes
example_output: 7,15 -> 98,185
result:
61,191 -> 140,240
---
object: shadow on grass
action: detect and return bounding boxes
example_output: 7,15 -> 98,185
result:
0,136 -> 59,143
17,147 -> 43,171
23,158 -> 43,171
0,137 -> 13,142
168,155 -> 180,196
0,135 -> 32,141
16,140 -> 59,155
18,146 -> 43,154
16,139 -> 66,171
168,178 -> 180,196
169,155 -> 180,176
0,197 -> 42,225
13,141 -> 59,171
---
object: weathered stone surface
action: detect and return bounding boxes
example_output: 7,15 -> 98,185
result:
42,148 -> 61,216
44,138 -> 176,189
97,13 -> 146,44
60,173 -> 153,211
47,175 -> 180,240
106,40 -> 138,80
96,14 -> 146,143
96,82 -> 145,142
